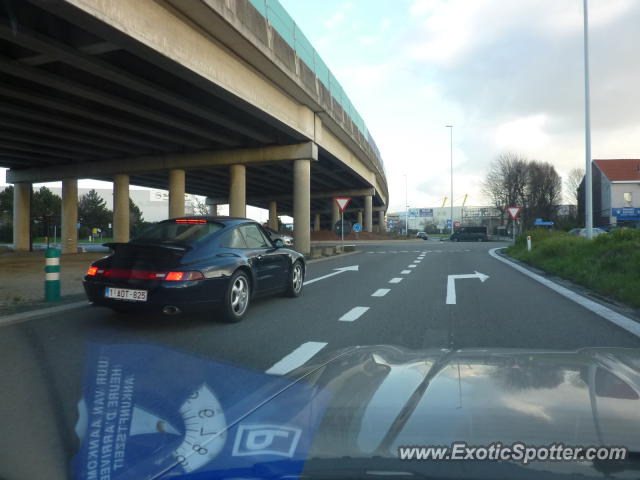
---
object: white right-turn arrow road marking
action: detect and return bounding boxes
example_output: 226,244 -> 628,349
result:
446,271 -> 490,304
304,265 -> 359,285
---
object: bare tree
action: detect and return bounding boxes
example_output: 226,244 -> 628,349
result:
565,167 -> 584,205
526,161 -> 562,224
483,153 -> 562,228
192,196 -> 211,216
482,153 -> 529,225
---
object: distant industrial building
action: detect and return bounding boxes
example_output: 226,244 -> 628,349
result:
388,206 -> 502,233
43,187 -> 202,223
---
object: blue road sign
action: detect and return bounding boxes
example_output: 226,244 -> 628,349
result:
352,223 -> 362,233
446,219 -> 452,228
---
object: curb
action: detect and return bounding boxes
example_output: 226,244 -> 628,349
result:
0,300 -> 91,327
489,248 -> 640,338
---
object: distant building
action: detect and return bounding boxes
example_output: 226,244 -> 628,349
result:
44,187 -> 201,223
389,206 -> 502,233
580,159 -> 640,227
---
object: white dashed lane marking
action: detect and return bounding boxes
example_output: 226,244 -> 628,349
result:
371,288 -> 390,297
408,265 -> 417,268
389,278 -> 403,284
401,270 -> 412,274
339,306 -> 370,322
265,342 -> 328,375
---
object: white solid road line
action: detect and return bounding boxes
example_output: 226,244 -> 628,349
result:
265,341 -> 328,375
401,270 -> 412,274
371,288 -> 390,297
339,306 -> 370,322
389,278 -> 403,284
489,248 -> 640,338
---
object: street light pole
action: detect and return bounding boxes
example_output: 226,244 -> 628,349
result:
446,125 -> 453,235
583,0 -> 593,239
404,174 -> 408,236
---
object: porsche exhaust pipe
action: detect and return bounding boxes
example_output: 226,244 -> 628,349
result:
162,305 -> 181,315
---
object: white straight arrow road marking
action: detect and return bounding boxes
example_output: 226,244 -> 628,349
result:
339,306 -> 369,322
266,341 -> 328,375
304,265 -> 359,285
446,271 -> 490,304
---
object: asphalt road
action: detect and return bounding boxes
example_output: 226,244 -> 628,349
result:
2,239 -> 640,478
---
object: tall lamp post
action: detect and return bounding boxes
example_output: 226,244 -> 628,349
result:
404,174 -> 408,236
583,0 -> 593,239
445,125 -> 454,235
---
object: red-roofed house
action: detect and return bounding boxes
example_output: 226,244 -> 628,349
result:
582,159 -> 640,226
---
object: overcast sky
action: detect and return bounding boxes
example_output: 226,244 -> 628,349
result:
280,0 -> 640,212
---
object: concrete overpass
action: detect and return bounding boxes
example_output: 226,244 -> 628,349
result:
0,0 -> 388,254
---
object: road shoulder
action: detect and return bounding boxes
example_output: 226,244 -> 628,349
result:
490,247 -> 640,338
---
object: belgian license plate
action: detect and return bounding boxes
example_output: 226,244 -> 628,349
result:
105,287 -> 147,302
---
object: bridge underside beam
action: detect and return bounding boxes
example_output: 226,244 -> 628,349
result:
6,143 -> 318,184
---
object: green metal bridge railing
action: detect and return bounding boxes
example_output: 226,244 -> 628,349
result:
248,0 -> 385,176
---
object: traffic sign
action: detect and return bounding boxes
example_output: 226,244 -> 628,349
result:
352,223 -> 362,233
335,197 -> 351,213
446,219 -> 452,228
507,206 -> 522,220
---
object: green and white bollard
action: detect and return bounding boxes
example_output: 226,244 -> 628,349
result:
45,248 -> 61,302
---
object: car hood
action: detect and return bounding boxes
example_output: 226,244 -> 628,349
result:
67,344 -> 640,479
299,345 -> 640,456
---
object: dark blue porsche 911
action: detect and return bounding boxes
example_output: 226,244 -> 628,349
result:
83,217 -> 305,322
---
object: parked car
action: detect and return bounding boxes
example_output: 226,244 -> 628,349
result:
83,217 -> 305,322
263,226 -> 294,246
568,227 -> 607,237
416,231 -> 428,240
450,226 -> 488,242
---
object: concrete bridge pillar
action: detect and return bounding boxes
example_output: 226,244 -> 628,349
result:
378,210 -> 385,232
364,195 -> 373,232
314,213 -> 321,232
113,174 -> 130,243
229,164 -> 246,218
331,199 -> 339,229
357,210 -> 363,227
12,182 -> 31,251
293,159 -> 311,255
168,169 -> 185,218
61,179 -> 78,254
268,201 -> 278,230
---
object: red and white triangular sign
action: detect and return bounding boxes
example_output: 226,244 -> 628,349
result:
507,206 -> 522,220
335,197 -> 351,213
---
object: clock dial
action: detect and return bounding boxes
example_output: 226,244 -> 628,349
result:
173,384 -> 227,473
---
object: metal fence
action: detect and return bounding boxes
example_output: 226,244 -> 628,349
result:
247,0 -> 383,173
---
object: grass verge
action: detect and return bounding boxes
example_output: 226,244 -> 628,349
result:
505,228 -> 640,308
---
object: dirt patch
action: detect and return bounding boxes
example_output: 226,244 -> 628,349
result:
0,251 -> 106,309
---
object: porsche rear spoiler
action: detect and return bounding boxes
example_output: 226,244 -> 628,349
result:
103,242 -> 192,252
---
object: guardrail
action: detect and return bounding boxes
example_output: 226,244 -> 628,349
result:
247,0 -> 385,176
